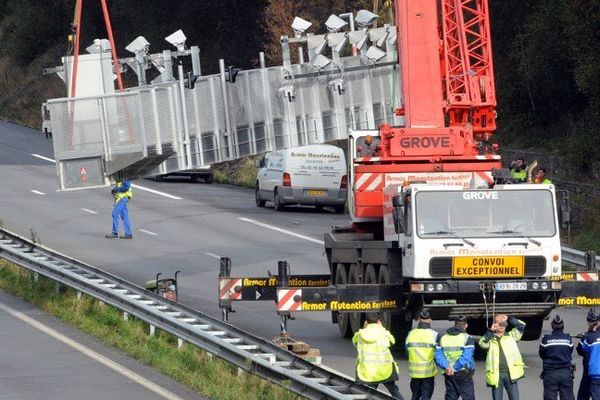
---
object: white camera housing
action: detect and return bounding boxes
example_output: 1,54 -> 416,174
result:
312,54 -> 332,70
365,45 -> 386,62
292,17 -> 312,37
125,36 -> 150,55
165,29 -> 187,51
355,9 -> 379,28
325,15 -> 348,33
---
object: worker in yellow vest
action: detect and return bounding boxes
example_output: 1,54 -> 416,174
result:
510,158 -> 527,182
353,312 -> 405,399
435,315 -> 476,400
405,310 -> 438,400
105,180 -> 133,239
479,314 -> 527,400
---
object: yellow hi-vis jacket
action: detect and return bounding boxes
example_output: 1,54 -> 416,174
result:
114,181 -> 133,203
353,323 -> 398,383
405,327 -> 438,378
479,318 -> 526,387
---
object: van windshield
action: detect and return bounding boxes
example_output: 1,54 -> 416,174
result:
415,189 -> 556,238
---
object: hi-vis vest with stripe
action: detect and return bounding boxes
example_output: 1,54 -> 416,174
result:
440,332 -> 470,369
115,182 -> 133,202
352,324 -> 397,383
479,322 -> 526,387
406,328 -> 438,378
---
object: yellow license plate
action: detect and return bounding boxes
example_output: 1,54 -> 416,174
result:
452,256 -> 524,278
305,189 -> 326,196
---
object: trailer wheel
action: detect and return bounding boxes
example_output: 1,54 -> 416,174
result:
335,264 -> 351,338
365,264 -> 377,285
378,265 -> 394,330
348,264 -> 364,334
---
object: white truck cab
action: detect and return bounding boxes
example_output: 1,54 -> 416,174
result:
382,183 -> 562,338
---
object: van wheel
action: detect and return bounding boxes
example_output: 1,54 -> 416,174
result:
255,185 -> 266,207
273,190 -> 284,211
315,204 -> 324,212
333,204 -> 345,214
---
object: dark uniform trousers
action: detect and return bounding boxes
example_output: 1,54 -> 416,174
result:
543,369 -> 574,400
590,378 -> 600,400
444,375 -> 475,400
410,377 -> 434,400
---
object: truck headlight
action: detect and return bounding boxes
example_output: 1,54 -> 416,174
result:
541,282 -> 548,290
427,284 -> 435,292
436,283 -> 444,291
532,282 -> 539,289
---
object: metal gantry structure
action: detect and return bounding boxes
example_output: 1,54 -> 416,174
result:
45,11 -> 400,190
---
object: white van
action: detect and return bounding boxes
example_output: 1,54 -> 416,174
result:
255,144 -> 347,213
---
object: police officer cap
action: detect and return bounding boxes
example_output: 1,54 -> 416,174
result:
551,314 -> 563,325
588,308 -> 598,323
454,315 -> 467,323
419,310 -> 431,320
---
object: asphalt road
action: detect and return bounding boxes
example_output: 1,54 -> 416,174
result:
0,289 -> 205,400
0,120 -> 592,399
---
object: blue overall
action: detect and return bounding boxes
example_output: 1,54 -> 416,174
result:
112,197 -> 132,236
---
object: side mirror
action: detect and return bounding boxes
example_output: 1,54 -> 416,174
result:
392,195 -> 405,207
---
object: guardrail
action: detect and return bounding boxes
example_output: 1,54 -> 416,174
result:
0,228 -> 394,400
561,246 -> 599,269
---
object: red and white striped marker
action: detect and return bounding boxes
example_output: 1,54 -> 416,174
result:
576,272 -> 598,282
277,289 -> 302,311
354,172 -> 384,192
219,278 -> 242,300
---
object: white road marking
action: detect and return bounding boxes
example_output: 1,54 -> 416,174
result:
0,301 -> 185,400
81,208 -> 98,215
139,229 -> 158,236
31,190 -> 46,196
131,184 -> 182,200
204,252 -> 222,259
31,153 -> 56,163
238,217 -> 324,245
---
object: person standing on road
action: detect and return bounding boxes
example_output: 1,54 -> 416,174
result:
579,313 -> 600,400
577,309 -> 598,400
353,312 -> 405,400
479,314 -> 526,400
434,315 -> 476,400
105,180 -> 133,239
539,315 -> 575,400
405,310 -> 438,400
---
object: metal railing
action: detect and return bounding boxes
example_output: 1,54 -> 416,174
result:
0,227 -> 394,400
561,246 -> 599,270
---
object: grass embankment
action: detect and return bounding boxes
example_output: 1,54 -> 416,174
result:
0,260 -> 299,400
213,157 -> 259,188
571,198 -> 600,254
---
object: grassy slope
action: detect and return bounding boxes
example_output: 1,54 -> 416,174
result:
0,261 -> 298,400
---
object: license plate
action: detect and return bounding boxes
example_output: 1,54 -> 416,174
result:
452,256 -> 524,278
305,189 -> 326,196
495,282 -> 528,291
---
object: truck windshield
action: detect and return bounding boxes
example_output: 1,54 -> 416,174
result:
415,189 -> 556,239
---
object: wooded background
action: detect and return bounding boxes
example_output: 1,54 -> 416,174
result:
0,0 -> 599,171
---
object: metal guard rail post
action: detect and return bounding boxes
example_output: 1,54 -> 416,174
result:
0,228 -> 394,400
561,246 -> 599,270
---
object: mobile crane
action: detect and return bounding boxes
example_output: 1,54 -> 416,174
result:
274,0 -> 562,343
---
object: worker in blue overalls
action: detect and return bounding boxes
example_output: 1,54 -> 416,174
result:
105,180 -> 133,239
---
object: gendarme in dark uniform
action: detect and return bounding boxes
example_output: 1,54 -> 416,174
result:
539,315 -> 575,400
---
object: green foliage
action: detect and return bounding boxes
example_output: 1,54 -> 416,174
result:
1,0 -> 72,65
